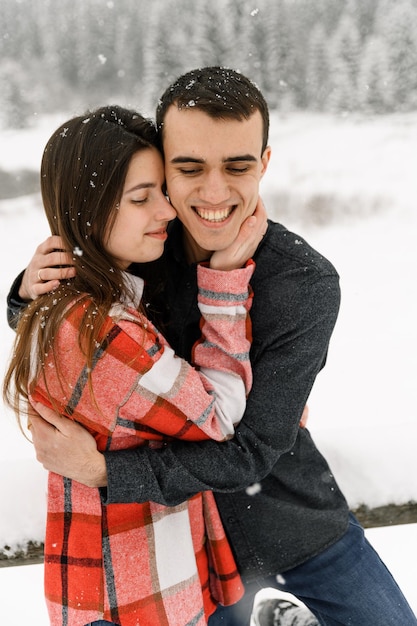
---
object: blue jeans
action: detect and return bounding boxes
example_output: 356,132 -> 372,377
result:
209,514 -> 417,625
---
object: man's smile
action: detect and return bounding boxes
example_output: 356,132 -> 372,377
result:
192,205 -> 237,223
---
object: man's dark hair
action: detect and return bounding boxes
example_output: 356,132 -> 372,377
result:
156,66 -> 269,153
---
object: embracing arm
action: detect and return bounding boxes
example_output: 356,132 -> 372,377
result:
31,271 -> 337,499
32,260 -> 253,437
7,270 -> 27,330
102,271 -> 340,505
7,236 -> 75,330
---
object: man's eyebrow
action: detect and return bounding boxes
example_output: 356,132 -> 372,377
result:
170,156 -> 204,164
225,154 -> 258,163
170,154 -> 258,164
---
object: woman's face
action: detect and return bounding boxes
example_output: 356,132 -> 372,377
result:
106,148 -> 176,269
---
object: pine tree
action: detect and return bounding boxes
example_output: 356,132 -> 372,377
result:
0,60 -> 32,128
306,23 -> 331,111
374,0 -> 417,111
358,36 -> 393,113
328,11 -> 362,112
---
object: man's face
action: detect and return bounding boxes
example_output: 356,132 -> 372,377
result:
163,106 -> 271,263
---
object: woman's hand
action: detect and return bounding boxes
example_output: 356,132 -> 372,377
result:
19,235 -> 76,301
209,197 -> 268,271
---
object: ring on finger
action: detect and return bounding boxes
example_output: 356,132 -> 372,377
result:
37,269 -> 44,282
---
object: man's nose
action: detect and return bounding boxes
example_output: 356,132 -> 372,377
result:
198,170 -> 230,204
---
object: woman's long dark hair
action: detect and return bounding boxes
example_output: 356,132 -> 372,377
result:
4,105 -> 160,429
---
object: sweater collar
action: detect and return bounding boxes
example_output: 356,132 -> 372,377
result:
121,272 -> 144,309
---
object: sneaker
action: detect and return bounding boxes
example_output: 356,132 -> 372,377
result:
252,597 -> 319,626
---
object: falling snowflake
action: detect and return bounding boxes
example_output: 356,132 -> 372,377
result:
245,482 -> 262,496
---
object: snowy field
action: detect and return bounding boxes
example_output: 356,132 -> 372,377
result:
1,111 -> 416,619
1,522 -> 416,623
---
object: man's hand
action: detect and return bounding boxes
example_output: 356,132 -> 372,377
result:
299,405 -> 309,429
29,402 -> 107,488
19,235 -> 76,301
210,197 -> 268,271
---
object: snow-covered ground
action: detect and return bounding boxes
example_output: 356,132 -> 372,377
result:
0,523 -> 416,623
1,111 -> 416,619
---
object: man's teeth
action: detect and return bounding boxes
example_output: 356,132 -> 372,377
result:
195,207 -> 234,222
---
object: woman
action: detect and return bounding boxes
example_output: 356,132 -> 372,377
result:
4,105 -> 258,626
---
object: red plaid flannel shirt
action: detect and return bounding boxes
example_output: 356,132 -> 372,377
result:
31,263 -> 254,625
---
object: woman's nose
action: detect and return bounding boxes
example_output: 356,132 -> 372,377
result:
156,195 -> 177,220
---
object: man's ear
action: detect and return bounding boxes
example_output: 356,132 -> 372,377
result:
260,146 -> 272,177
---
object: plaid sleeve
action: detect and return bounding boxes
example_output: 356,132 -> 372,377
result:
193,260 -> 255,438
32,263 -> 254,447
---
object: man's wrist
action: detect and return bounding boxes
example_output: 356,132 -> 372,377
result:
83,452 -> 108,488
9,270 -> 27,303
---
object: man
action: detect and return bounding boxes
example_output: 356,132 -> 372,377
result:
8,67 -> 416,625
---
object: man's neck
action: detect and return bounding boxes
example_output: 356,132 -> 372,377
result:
182,228 -> 212,265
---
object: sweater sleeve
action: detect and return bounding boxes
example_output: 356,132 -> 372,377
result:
193,262 -> 254,437
31,262 -> 254,447
104,271 -> 340,505
6,270 -> 27,330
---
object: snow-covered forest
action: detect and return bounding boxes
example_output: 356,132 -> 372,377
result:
2,0 -> 417,129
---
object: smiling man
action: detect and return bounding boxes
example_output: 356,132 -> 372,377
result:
162,105 -> 270,263
7,67 -> 417,626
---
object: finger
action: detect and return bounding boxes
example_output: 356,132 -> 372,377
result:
235,213 -> 266,251
228,216 -> 257,254
45,249 -> 74,268
30,401 -> 67,431
252,198 -> 268,232
30,417 -> 59,464
26,406 -> 38,431
30,413 -> 56,436
243,199 -> 267,234
36,249 -> 75,282
27,404 -> 39,419
31,280 -> 62,298
37,235 -> 66,255
36,266 -> 76,284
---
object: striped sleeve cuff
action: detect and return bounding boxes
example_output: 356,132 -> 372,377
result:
197,259 -> 255,308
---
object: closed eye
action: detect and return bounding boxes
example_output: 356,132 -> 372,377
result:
227,166 -> 250,174
132,197 -> 148,204
178,167 -> 203,175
